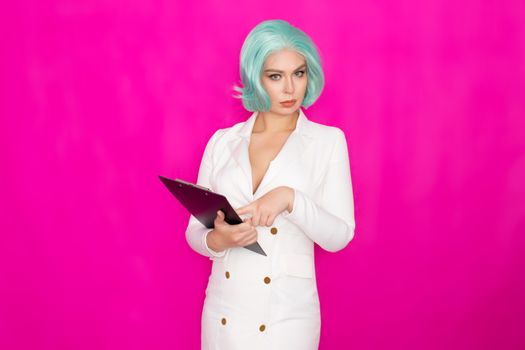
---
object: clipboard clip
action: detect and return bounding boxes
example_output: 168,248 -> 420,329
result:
175,178 -> 211,192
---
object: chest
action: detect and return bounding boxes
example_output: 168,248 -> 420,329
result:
248,132 -> 292,194
211,131 -> 327,206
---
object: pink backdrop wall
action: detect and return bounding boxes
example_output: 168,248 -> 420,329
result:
1,1 -> 524,349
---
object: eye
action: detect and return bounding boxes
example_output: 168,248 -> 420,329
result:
269,74 -> 281,81
295,70 -> 306,77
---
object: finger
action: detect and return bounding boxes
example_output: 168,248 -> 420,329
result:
238,217 -> 252,232
258,213 -> 267,227
234,229 -> 253,246
215,210 -> 225,224
239,225 -> 255,237
239,217 -> 250,229
240,229 -> 258,246
246,230 -> 258,245
267,215 -> 275,227
253,211 -> 263,227
236,205 -> 249,215
262,213 -> 272,227
247,217 -> 257,229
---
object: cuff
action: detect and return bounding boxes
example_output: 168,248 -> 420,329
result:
203,229 -> 226,258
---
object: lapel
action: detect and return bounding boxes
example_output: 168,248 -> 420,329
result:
227,108 -> 317,201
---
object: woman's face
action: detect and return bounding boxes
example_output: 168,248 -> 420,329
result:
261,48 -> 308,115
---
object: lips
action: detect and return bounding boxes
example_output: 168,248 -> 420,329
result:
280,99 -> 296,106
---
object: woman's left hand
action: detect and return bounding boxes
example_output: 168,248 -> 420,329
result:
235,186 -> 294,227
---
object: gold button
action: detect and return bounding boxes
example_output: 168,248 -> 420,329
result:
225,271 -> 230,279
263,276 -> 271,284
221,318 -> 227,325
270,227 -> 278,235
259,324 -> 266,332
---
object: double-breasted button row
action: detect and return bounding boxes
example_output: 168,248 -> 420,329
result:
220,318 -> 266,332
225,271 -> 271,284
221,236 -> 272,330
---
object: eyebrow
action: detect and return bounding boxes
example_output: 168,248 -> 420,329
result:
264,64 -> 307,73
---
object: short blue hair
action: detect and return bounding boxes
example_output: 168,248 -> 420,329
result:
233,19 -> 325,112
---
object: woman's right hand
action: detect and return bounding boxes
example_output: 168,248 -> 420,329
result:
206,210 -> 257,253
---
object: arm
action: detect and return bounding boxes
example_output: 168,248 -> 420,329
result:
282,129 -> 356,252
184,129 -> 228,260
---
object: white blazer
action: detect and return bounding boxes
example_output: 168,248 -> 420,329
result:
185,108 -> 355,350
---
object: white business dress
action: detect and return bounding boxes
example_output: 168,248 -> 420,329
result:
185,108 -> 355,350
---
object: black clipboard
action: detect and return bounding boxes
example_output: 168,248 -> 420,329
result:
159,176 -> 266,256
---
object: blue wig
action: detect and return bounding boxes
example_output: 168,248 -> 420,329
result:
233,19 -> 325,112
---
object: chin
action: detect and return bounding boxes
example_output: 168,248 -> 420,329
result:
273,108 -> 299,116
271,104 -> 301,114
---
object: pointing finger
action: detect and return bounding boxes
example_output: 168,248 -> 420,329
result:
236,204 -> 252,215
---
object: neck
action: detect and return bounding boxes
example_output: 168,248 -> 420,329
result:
254,109 -> 300,133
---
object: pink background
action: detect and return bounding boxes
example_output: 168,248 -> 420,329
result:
1,1 -> 525,349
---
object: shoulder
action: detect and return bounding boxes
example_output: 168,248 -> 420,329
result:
207,116 -> 248,142
303,119 -> 349,163
304,118 -> 346,141
208,125 -> 235,144
204,120 -> 241,152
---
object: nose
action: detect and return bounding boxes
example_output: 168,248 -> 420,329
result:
283,75 -> 294,95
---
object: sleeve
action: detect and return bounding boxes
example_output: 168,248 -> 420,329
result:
281,128 -> 356,252
184,129 -> 229,260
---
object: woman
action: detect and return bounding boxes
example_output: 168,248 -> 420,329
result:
185,19 -> 356,350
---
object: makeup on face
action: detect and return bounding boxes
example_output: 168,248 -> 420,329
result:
264,64 -> 307,82
261,49 -> 308,113
280,99 -> 297,108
